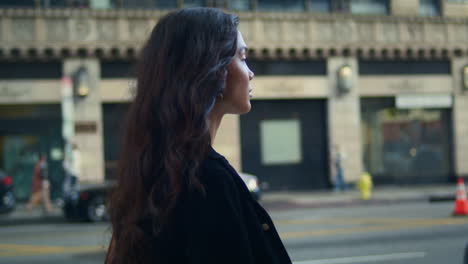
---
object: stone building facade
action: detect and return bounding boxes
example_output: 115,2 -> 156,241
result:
0,0 -> 467,196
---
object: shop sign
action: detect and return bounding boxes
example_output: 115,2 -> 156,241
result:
75,121 -> 97,133
396,94 -> 453,109
0,83 -> 30,100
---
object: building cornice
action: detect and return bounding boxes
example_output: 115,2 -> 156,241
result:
0,8 -> 466,60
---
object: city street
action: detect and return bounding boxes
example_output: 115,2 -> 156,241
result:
0,201 -> 467,264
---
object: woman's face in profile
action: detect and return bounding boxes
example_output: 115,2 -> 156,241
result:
222,30 -> 255,115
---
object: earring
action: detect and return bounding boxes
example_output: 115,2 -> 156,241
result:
218,94 -> 224,100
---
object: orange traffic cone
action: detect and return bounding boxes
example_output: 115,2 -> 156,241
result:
453,178 -> 468,216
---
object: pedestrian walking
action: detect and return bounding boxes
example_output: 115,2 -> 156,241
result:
331,144 -> 346,192
105,7 -> 292,264
62,143 -> 81,195
26,152 -> 54,213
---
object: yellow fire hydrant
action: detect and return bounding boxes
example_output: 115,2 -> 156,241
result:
356,172 -> 373,200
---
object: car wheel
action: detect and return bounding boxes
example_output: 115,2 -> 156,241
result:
86,196 -> 108,222
2,191 -> 15,212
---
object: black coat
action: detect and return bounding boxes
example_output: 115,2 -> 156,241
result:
147,147 -> 292,264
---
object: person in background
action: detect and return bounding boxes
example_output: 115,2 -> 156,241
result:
331,144 -> 346,192
26,152 -> 54,213
63,143 -> 81,195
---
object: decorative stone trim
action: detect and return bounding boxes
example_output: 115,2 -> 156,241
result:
0,8 -> 466,60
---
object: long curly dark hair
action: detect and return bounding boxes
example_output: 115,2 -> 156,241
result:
106,7 -> 239,264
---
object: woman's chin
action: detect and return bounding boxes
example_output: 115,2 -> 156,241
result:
240,103 -> 251,114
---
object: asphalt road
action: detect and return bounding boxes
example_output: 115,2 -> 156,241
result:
1,201 -> 467,264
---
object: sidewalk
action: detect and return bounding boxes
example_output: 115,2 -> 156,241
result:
0,184 -> 457,224
261,184 -> 456,211
0,203 -> 63,225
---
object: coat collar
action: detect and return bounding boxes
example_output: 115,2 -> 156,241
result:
208,146 -> 224,160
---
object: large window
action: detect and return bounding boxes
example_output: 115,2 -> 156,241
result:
257,0 -> 306,11
361,98 -> 453,183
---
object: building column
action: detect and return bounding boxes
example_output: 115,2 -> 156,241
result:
63,59 -> 105,183
213,114 -> 241,171
442,1 -> 468,18
452,57 -> 468,178
390,0 -> 419,16
327,57 -> 363,183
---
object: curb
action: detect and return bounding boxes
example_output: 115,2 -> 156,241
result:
261,196 -> 429,211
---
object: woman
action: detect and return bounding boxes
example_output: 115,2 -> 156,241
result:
26,153 -> 54,213
106,7 -> 292,264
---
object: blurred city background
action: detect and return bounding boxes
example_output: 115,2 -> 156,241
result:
0,0 -> 467,263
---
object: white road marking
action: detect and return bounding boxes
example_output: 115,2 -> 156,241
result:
293,251 -> 426,264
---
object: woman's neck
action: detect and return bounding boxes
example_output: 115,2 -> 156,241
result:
208,108 -> 224,142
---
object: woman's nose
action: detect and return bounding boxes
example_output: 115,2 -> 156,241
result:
249,70 -> 254,81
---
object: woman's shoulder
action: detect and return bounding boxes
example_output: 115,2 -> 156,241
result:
198,147 -> 238,193
201,147 -> 228,171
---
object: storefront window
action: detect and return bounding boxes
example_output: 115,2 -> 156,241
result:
257,0 -> 305,11
361,98 -> 453,183
0,105 -> 64,201
260,119 -> 302,165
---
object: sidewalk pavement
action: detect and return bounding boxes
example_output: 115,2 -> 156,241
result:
0,184 -> 457,224
260,184 -> 456,211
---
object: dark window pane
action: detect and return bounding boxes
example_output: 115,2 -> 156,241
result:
310,0 -> 330,12
121,0 -> 155,8
157,0 -> 178,8
89,0 -> 114,9
0,61 -> 62,79
420,0 -> 440,16
359,60 -> 450,75
350,0 -> 388,15
247,60 -> 326,75
101,60 -> 137,78
182,0 -> 205,7
230,0 -> 250,10
46,0 -> 69,7
331,0 -> 350,12
257,0 -> 305,11
103,103 -> 129,180
69,0 -> 90,7
0,0 -> 36,7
